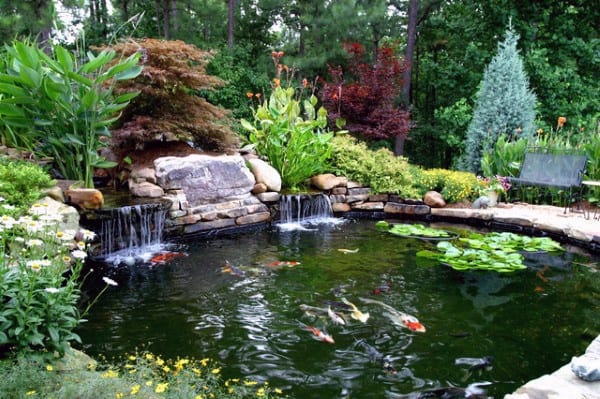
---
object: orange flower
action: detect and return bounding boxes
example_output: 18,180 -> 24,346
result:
557,116 -> 567,128
302,78 -> 308,88
246,92 -> 253,99
273,78 -> 280,88
255,93 -> 261,99
277,51 -> 284,57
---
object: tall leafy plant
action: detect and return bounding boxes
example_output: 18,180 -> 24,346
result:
0,40 -> 142,188
241,86 -> 334,191
241,52 -> 335,191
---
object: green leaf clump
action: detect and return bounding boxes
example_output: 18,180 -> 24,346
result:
376,221 -> 452,238
0,158 -> 55,210
329,135 -> 420,197
416,231 -> 563,273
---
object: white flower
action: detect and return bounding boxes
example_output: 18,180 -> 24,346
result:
0,196 -> 4,202
27,260 -> 44,272
77,241 -> 86,250
45,287 -> 60,294
71,249 -> 88,259
25,220 -> 43,233
29,203 -> 49,216
102,277 -> 118,287
2,204 -> 15,210
80,229 -> 97,241
26,239 -> 44,247
1,215 -> 16,228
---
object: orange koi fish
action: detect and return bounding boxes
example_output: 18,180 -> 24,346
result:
265,260 -> 301,268
150,251 -> 187,265
359,297 -> 426,333
299,322 -> 334,344
220,261 -> 245,277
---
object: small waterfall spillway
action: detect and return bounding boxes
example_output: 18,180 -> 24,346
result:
278,193 -> 343,230
81,199 -> 172,265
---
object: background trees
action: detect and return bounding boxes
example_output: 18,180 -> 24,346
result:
1,0 -> 597,170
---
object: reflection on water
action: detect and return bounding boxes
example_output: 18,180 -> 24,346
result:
78,220 -> 599,398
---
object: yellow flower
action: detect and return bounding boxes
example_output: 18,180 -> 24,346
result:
195,396 -> 204,399
211,367 -> 221,374
101,370 -> 119,378
155,382 -> 168,393
162,366 -> 171,373
228,388 -> 235,394
243,380 -> 257,386
274,388 -> 283,394
145,353 -> 154,361
26,391 -> 36,396
130,384 -> 141,395
145,380 -> 153,387
257,387 -> 265,397
128,355 -> 137,361
156,357 -> 165,366
116,393 -> 123,399
46,365 -> 53,371
200,358 -> 209,367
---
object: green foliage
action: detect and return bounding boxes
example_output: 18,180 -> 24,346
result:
416,169 -> 479,203
203,45 -> 271,121
0,158 -> 55,210
376,221 -> 453,238
0,203 -> 101,360
241,86 -> 334,191
0,352 -> 283,399
328,135 -> 419,197
459,25 -> 537,173
434,98 -> 473,168
417,231 -> 563,273
0,40 -> 141,188
480,134 -> 527,179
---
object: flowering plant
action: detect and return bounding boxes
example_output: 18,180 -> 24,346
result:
477,175 -> 511,195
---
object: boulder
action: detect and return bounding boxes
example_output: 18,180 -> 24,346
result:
154,154 -> 255,206
33,196 -> 80,233
129,181 -> 164,198
247,158 -> 281,192
64,188 -> 104,210
424,191 -> 446,208
311,174 -> 342,190
252,182 -> 268,195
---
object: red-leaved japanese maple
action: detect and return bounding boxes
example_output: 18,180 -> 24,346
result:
320,43 -> 411,142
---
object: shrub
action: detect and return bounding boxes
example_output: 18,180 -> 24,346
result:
459,24 -> 536,173
329,135 -> 420,197
416,169 -> 479,203
0,159 -> 55,211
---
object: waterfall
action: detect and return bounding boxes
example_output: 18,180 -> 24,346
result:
99,204 -> 167,256
278,194 -> 342,231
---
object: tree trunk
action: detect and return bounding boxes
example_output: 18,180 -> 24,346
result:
227,0 -> 235,48
395,0 -> 418,156
163,0 -> 171,39
171,0 -> 178,38
372,30 -> 379,64
154,0 -> 162,37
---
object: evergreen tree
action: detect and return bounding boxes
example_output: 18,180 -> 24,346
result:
459,24 -> 536,173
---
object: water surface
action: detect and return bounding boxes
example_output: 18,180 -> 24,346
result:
78,219 -> 599,398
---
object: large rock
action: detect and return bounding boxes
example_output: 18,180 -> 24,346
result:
311,174 -> 343,190
247,158 -> 281,192
64,188 -> 104,210
424,191 -> 446,208
154,154 -> 255,206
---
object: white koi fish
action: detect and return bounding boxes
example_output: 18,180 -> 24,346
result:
341,297 -> 370,323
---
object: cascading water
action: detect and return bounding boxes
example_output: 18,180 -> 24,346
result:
277,193 -> 343,231
81,199 -> 172,265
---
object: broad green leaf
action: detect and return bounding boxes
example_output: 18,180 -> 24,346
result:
0,83 -> 28,97
0,103 -> 25,116
55,46 -> 74,73
80,49 -> 115,73
18,65 -> 42,88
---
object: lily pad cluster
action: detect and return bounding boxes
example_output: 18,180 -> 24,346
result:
416,232 -> 564,273
376,221 -> 453,239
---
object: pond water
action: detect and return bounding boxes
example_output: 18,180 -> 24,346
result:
77,219 -> 599,398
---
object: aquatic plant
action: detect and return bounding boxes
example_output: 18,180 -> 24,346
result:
376,221 -> 453,239
417,231 -> 563,272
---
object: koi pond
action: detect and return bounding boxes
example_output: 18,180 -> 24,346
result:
77,219 -> 599,398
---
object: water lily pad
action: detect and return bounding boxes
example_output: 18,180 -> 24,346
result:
377,221 -> 457,240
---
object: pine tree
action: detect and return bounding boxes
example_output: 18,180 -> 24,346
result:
459,24 -> 536,173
